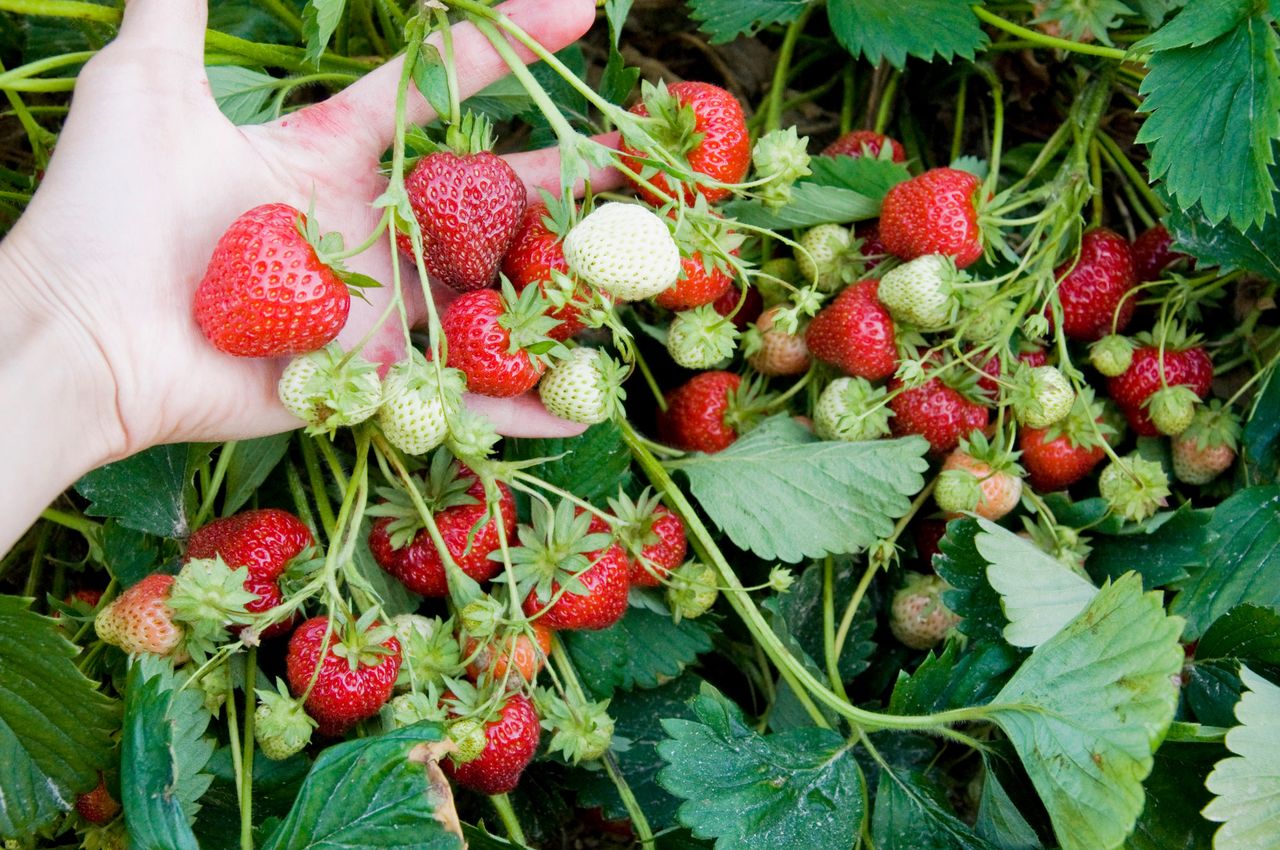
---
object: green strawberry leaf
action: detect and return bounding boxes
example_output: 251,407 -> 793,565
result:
1136,6 -> 1280,230
871,764 -> 999,850
932,518 -> 1007,643
260,722 -> 462,850
413,44 -> 452,124
1085,503 -> 1212,589
1203,667 -> 1280,849
1164,196 -> 1280,284
77,443 -> 210,539
1196,604 -> 1280,666
686,0 -> 811,43
1171,485 -> 1280,638
101,520 -> 166,589
0,596 -> 118,839
194,747 -> 311,849
1244,368 -> 1280,481
766,558 -> 875,683
121,656 -> 216,850
827,0 -> 988,68
562,605 -> 714,698
567,674 -> 705,830
976,518 -> 1098,648
720,183 -> 881,228
207,66 -> 277,126
301,0 -> 346,68
221,433 -> 292,516
505,421 -> 633,505
1126,742 -> 1219,850
806,154 -> 912,201
671,417 -> 928,562
975,769 -> 1042,850
888,639 -> 1019,715
985,574 -> 1184,850
657,683 -> 865,850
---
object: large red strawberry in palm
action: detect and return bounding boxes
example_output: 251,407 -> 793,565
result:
619,81 -> 750,205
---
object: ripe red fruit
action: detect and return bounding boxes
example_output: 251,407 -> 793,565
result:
185,508 -> 313,639
369,466 -> 516,597
444,692 -> 541,795
655,248 -> 736,311
285,616 -> 402,736
441,287 -> 551,397
1107,342 -> 1213,436
879,168 -> 984,269
1053,228 -> 1137,342
658,371 -> 743,453
889,376 -> 989,455
822,130 -> 906,162
913,519 -> 947,569
620,81 -> 750,205
1020,426 -> 1106,492
713,285 -> 764,329
612,498 -> 688,588
194,203 -> 349,357
1132,224 -> 1186,282
854,223 -> 890,271
501,203 -> 590,341
400,150 -> 526,292
522,513 -> 631,631
805,280 -> 898,381
76,776 -> 120,825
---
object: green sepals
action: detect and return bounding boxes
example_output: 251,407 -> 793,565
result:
1022,312 -> 1051,341
446,406 -> 502,462
168,556 -> 257,661
1099,454 -> 1171,523
442,110 -> 496,156
331,608 -> 398,672
388,689 -> 449,731
957,430 -> 1021,472
666,306 -> 740,369
753,127 -> 812,210
197,661 -> 230,717
537,688 -> 615,764
1090,334 -> 1135,377
814,376 -> 894,443
366,449 -> 479,549
497,277 -> 567,366
673,196 -> 749,281
1010,363 -> 1075,430
635,79 -> 705,162
1037,384 -> 1113,450
254,678 -> 316,761
766,565 -> 795,593
459,597 -> 504,641
535,188 -> 578,238
667,561 -> 719,623
1032,0 -> 1135,46
722,373 -> 778,438
1018,514 -> 1092,575
1181,400 -> 1241,452
1145,385 -> 1200,436
391,614 -> 463,689
1133,322 -> 1203,353
606,487 -> 668,562
500,499 -> 616,603
297,203 -> 383,298
279,344 -> 383,436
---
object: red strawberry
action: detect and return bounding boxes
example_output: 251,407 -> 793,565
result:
441,283 -> 559,398
1132,224 -> 1187,283
368,456 -> 516,597
194,203 -> 350,357
69,588 -> 104,608
286,615 -> 402,736
76,776 -> 120,825
620,81 -> 750,205
975,344 -> 1048,398
94,574 -> 185,659
805,280 -> 898,381
1053,228 -> 1137,341
185,509 -> 313,639
889,374 -> 989,455
501,202 -> 591,340
713,285 -> 764,329
913,519 -> 947,569
517,504 -> 630,631
399,141 -> 526,292
879,168 -> 984,269
823,130 -> 906,162
1107,334 -> 1213,436
1019,387 -> 1110,491
608,489 -> 688,587
656,245 -> 736,312
657,371 -> 744,453
854,223 -> 890,271
444,691 -> 540,795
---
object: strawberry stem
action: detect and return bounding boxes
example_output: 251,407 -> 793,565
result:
240,647 -> 258,850
193,441 -> 237,530
763,6 -> 816,133
488,793 -> 527,845
970,5 -> 1130,61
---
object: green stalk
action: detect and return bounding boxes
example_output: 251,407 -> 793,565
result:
299,436 -> 337,542
489,794 -> 527,845
39,507 -> 99,537
764,6 -> 815,133
22,524 -> 50,602
950,71 -> 969,163
1096,131 -> 1167,217
971,6 -> 1129,61
257,0 -> 303,35
822,557 -> 846,698
240,647 -> 258,850
872,71 -> 898,135
194,441 -> 237,528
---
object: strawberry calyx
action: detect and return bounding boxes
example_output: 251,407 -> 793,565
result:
366,449 -> 482,548
1132,322 -> 1203,355
957,430 -> 1023,475
296,205 -> 384,298
501,500 -> 615,603
667,305 -> 740,369
168,556 -> 259,660
392,614 -> 464,688
442,110 -> 497,157
330,608 -> 399,672
630,79 -> 705,165
497,277 -> 567,364
672,198 -> 747,280
1179,400 -> 1240,452
1099,453 -> 1170,523
535,687 -> 615,764
721,373 -> 778,437
280,343 -> 384,436
605,487 -> 668,562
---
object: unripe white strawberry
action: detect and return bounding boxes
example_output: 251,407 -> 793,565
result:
1099,454 -> 1169,523
278,344 -> 383,436
889,573 -> 960,650
564,203 -> 681,301
666,306 -> 739,369
1172,403 -> 1239,484
796,224 -> 852,292
745,306 -> 810,376
538,348 -> 626,425
667,561 -> 719,623
1011,364 -> 1074,429
814,377 -> 893,442
1090,334 -> 1134,377
1147,386 -> 1199,436
378,356 -> 463,456
877,254 -> 962,330
254,679 -> 316,760
935,435 -> 1023,520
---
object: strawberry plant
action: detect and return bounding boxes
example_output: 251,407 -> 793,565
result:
4,1 -> 1280,849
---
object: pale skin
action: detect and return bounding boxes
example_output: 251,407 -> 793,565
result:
0,0 -> 619,552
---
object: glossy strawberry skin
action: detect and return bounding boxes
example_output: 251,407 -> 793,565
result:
620,82 -> 751,205
879,168 -> 983,269
1107,345 -> 1213,436
95,574 -> 183,658
889,377 -> 989,455
444,692 -> 541,795
76,776 -> 120,825
630,505 -> 688,587
823,130 -> 906,162
713,285 -> 764,329
369,477 -> 516,597
185,508 -> 313,638
194,203 -> 349,357
1053,228 -> 1137,342
805,280 -> 897,381
399,151 -> 526,292
285,616 -> 402,736
1132,224 -> 1186,282
523,515 -> 630,631
1019,427 -> 1105,492
655,250 -> 736,311
657,371 -> 742,453
442,288 -> 545,397
501,204 -> 586,341
855,223 -> 890,271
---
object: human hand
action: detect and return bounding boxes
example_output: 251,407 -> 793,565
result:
0,0 -> 613,472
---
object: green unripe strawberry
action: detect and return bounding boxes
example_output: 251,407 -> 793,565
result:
255,679 -> 317,760
378,354 -> 464,456
889,573 -> 960,649
753,126 -> 812,210
814,377 -> 894,442
877,254 -> 963,331
448,717 -> 489,764
667,561 -> 719,622
1090,334 -> 1134,377
666,305 -> 739,369
796,224 -> 853,292
1011,364 -> 1074,429
564,203 -> 681,301
1146,385 -> 1199,436
278,343 -> 382,435
1172,402 -> 1239,485
1099,454 -> 1170,523
538,348 -> 627,425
